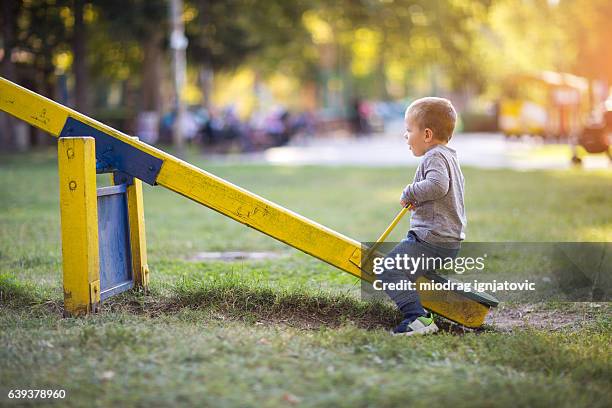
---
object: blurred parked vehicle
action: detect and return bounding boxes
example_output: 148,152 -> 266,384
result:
499,71 -> 610,165
498,71 -> 591,140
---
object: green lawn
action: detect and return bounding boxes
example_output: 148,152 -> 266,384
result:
1,149 -> 611,407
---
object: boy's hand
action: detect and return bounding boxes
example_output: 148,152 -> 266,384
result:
400,187 -> 415,208
400,187 -> 415,210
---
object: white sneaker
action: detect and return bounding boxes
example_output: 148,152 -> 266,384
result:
392,313 -> 439,336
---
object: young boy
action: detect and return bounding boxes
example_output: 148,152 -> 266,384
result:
381,97 -> 466,336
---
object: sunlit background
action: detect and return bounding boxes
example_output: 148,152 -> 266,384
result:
0,0 -> 611,167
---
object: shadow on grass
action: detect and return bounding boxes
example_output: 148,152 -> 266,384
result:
112,275 -> 407,331
1,273 -> 486,334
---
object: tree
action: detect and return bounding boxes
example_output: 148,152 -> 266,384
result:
1,0 -> 72,148
91,0 -> 167,113
562,0 -> 612,83
72,0 -> 89,113
0,0 -> 18,151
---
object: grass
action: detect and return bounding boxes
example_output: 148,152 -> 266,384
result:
0,148 -> 611,407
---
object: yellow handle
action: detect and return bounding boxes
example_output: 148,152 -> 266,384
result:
363,204 -> 412,264
375,204 -> 412,243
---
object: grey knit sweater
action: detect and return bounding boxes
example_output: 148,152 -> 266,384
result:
401,144 -> 466,248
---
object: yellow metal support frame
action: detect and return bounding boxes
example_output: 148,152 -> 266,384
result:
126,177 -> 149,290
58,137 -> 100,316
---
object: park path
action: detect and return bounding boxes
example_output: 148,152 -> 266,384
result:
208,120 -> 610,170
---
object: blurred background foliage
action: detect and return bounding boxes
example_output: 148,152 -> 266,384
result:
1,0 -> 611,147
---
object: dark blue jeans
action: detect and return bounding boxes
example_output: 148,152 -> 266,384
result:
380,231 -> 460,321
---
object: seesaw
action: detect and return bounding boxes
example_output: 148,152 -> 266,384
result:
0,77 -> 497,327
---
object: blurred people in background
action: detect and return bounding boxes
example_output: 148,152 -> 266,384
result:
159,107 -> 205,145
348,98 -> 388,137
350,98 -> 370,137
157,104 -> 316,153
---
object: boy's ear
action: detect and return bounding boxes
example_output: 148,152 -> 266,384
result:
424,128 -> 433,141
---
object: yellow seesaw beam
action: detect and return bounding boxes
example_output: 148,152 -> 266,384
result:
0,77 -> 493,327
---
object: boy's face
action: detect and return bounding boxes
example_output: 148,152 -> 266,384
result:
404,111 -> 432,157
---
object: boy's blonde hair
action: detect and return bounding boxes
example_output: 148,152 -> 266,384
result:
406,97 -> 457,142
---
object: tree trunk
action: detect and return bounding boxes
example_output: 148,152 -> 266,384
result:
199,65 -> 214,110
32,55 -> 55,147
375,29 -> 389,101
141,32 -> 163,113
137,33 -> 163,144
73,0 -> 88,114
0,0 -> 18,151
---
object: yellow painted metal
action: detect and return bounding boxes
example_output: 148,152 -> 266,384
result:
0,79 -> 67,136
376,205 -> 412,243
126,177 -> 149,290
1,77 -> 492,327
416,276 -> 490,328
89,280 -> 101,312
361,204 -> 412,266
58,137 -> 100,316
